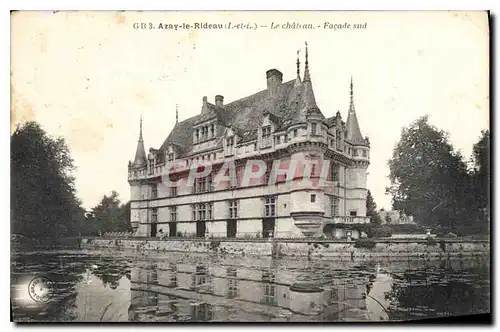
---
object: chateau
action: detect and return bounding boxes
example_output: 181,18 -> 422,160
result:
128,46 -> 371,239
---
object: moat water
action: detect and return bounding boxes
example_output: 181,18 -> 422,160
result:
11,249 -> 490,322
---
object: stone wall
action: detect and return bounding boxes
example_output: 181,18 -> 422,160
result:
81,238 -> 489,259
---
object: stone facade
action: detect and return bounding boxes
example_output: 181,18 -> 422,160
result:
128,46 -> 371,239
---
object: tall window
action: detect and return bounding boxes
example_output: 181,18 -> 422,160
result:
264,196 -> 276,217
151,208 -> 158,223
151,184 -> 158,199
311,123 -> 317,136
330,164 -> 339,182
331,196 -> 339,216
195,129 -> 199,143
193,174 -> 211,194
294,129 -> 298,137
192,205 -> 197,221
170,206 -> 177,222
229,200 -> 239,219
193,203 -> 213,221
198,204 -> 206,221
170,184 -> 177,197
210,124 -> 215,138
168,153 -> 175,162
311,162 -> 317,177
207,202 -> 213,220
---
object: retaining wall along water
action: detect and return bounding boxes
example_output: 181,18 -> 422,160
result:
81,237 -> 489,258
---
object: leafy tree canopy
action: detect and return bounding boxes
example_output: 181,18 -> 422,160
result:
11,122 -> 86,238
387,116 -> 489,232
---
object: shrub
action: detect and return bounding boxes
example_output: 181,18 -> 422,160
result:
389,224 -> 422,234
209,240 -> 221,250
354,238 -> 376,249
371,226 -> 392,238
426,237 -> 438,246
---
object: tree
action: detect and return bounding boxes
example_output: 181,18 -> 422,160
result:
11,122 -> 85,239
470,130 -> 490,222
387,116 -> 470,228
366,190 -> 382,225
86,191 -> 131,234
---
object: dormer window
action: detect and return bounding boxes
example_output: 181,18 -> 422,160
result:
168,153 -> 175,162
262,126 -> 271,139
226,137 -> 234,155
311,123 -> 318,136
148,158 -> 154,174
336,130 -> 342,151
201,127 -> 207,141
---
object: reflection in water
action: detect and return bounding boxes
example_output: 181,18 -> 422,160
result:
11,250 -> 490,322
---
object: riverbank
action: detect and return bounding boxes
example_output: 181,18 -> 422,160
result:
81,237 -> 490,258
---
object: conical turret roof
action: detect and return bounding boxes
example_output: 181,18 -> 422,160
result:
345,77 -> 368,146
132,116 -> 147,167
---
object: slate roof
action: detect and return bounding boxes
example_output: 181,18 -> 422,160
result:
158,79 -> 304,157
152,67 -> 367,158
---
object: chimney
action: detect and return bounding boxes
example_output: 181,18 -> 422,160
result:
266,69 -> 283,96
215,95 -> 224,107
201,96 -> 208,114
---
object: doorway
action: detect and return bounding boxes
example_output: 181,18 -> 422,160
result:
169,222 -> 177,237
227,220 -> 237,238
150,223 -> 158,237
196,221 -> 206,238
262,218 -> 275,238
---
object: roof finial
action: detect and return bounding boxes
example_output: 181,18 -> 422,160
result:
296,49 -> 301,78
349,75 -> 355,112
303,41 -> 310,82
139,114 -> 143,141
176,104 -> 178,124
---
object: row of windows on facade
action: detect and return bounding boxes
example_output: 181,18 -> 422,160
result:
148,163 -> 341,199
149,195 -> 341,223
140,122 -> 365,174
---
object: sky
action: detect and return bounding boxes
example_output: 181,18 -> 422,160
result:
11,11 -> 489,210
